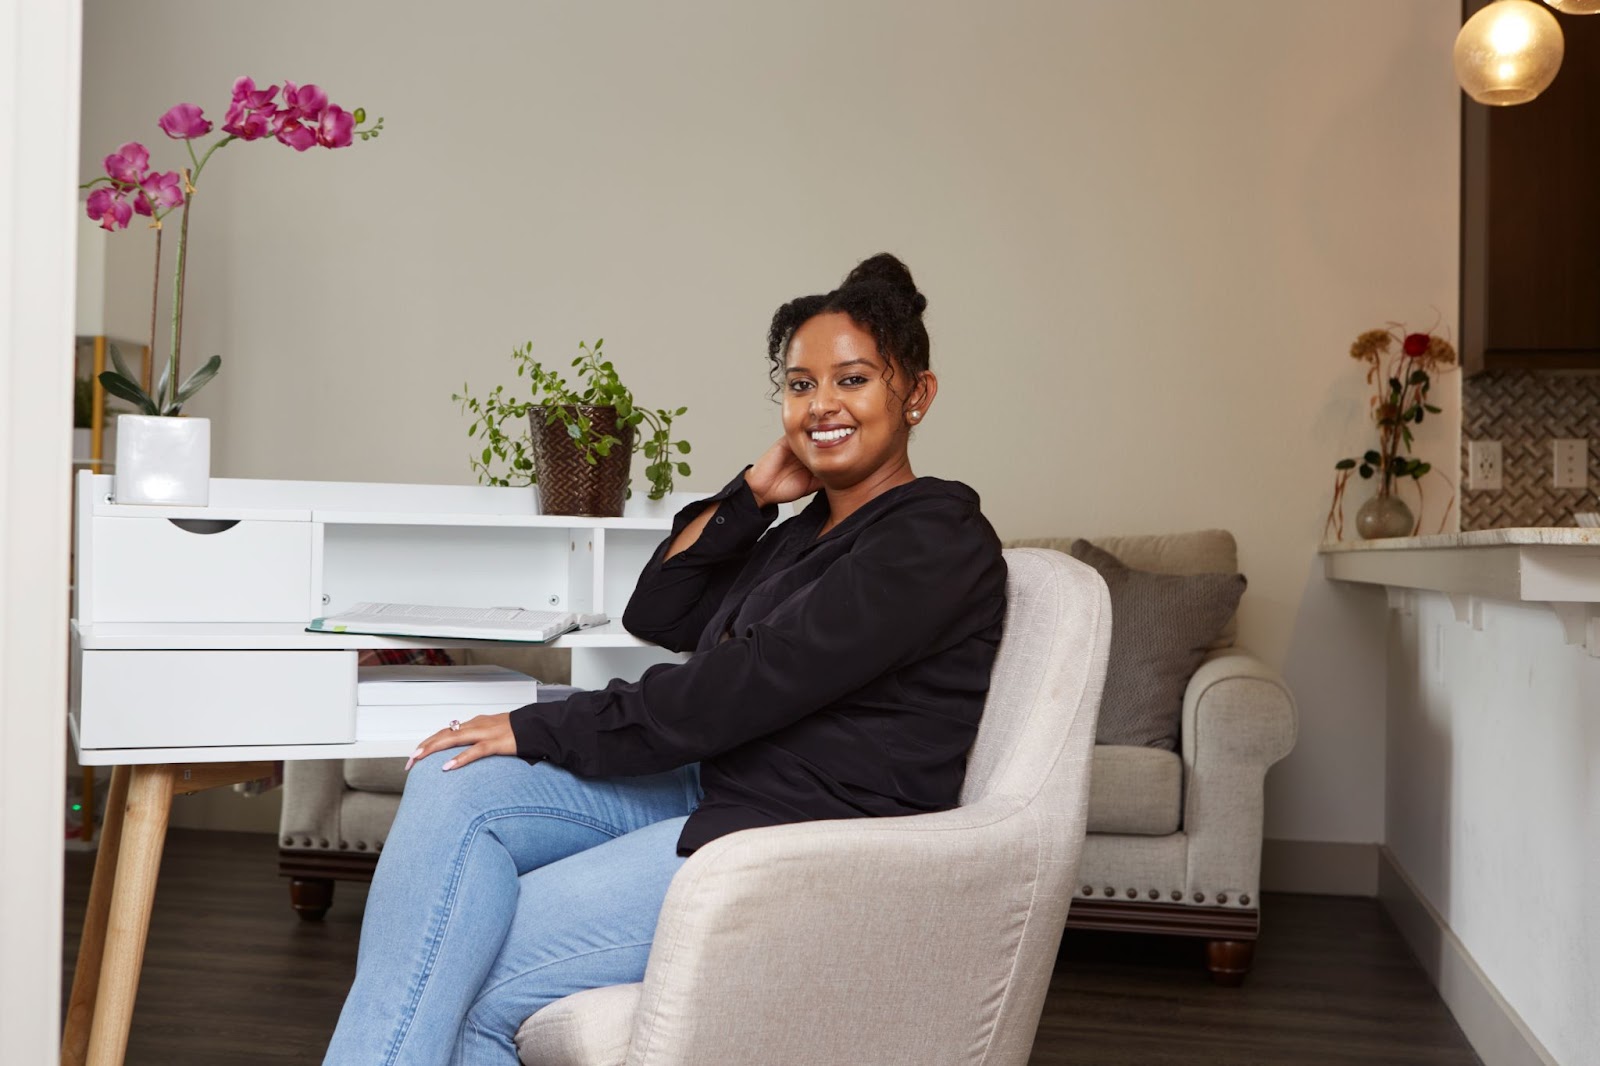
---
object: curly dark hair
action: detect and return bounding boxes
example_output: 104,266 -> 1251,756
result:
765,253 -> 930,403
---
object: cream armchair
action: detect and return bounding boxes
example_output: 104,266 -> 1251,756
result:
1008,531 -> 1298,985
512,547 -> 1110,1066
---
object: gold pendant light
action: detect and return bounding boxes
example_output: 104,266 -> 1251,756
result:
1455,0 -> 1565,106
1545,1 -> 1600,14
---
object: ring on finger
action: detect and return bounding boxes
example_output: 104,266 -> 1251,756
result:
449,719 -> 461,732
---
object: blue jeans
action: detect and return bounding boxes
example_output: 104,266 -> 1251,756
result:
323,750 -> 702,1065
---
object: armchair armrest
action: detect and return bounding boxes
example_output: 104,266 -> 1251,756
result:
279,758 -> 347,848
624,795 -> 1067,1066
1178,649 -> 1297,901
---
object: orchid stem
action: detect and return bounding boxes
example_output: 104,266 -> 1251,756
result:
168,169 -> 193,413
146,224 -> 162,393
191,134 -> 235,184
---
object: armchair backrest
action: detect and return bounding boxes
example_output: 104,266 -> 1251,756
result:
949,547 -> 1112,1065
960,548 -> 1112,808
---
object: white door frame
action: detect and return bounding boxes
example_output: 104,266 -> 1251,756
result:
0,0 -> 82,1060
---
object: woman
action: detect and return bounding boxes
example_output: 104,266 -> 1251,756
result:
325,253 -> 1006,1064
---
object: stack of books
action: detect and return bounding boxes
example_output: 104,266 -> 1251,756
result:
356,664 -> 540,743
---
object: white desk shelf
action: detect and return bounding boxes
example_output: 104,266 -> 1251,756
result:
69,472 -> 698,764
72,619 -> 654,651
309,510 -> 676,530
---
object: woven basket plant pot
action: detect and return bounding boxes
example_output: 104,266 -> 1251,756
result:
528,404 -> 635,517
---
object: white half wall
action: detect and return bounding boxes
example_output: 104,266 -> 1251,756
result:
78,0 -> 1464,848
1385,591 -> 1599,1065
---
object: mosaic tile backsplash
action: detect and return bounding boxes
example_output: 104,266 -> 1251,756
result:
1461,372 -> 1600,530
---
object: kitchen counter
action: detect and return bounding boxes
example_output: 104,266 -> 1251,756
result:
1320,527 -> 1600,654
1320,527 -> 1600,552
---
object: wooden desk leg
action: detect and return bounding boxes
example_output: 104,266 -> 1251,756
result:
84,765 -> 174,1066
61,765 -> 129,1066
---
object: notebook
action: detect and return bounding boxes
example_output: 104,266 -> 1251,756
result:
308,602 -> 608,643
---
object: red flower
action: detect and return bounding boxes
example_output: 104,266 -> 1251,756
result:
1402,333 -> 1430,356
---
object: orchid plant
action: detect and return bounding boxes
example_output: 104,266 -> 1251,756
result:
81,77 -> 382,415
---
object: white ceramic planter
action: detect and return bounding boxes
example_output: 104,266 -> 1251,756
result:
113,414 -> 210,506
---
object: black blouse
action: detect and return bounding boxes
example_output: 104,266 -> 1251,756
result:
508,468 -> 1007,855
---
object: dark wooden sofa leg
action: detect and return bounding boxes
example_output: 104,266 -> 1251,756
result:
289,877 -> 335,921
1205,939 -> 1255,986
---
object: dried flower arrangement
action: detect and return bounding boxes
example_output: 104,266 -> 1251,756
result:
1325,325 -> 1458,541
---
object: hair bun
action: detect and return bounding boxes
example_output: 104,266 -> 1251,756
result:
842,252 -> 925,314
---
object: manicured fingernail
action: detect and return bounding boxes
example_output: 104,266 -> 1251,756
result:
404,748 -> 423,771
441,759 -> 456,771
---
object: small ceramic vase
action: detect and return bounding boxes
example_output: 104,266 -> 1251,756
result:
114,414 -> 210,506
1355,491 -> 1414,539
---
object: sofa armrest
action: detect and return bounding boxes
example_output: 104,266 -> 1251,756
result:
1178,649 -> 1297,902
624,796 -> 1067,1066
279,758 -> 347,849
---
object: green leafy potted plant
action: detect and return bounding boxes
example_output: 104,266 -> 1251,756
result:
454,338 -> 692,517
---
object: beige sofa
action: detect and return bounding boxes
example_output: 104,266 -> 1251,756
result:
281,530 -> 1295,985
1006,531 -> 1298,984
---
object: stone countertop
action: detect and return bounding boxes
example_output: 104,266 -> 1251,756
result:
1321,527 -> 1600,651
1319,527 -> 1600,553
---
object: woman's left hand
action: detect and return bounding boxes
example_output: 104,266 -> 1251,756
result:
407,712 -> 516,772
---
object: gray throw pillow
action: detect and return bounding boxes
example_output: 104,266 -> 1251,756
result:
1069,539 -> 1246,751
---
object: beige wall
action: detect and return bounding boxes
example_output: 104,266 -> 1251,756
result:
81,0 -> 1462,847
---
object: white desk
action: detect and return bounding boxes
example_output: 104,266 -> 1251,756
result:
62,472 -> 701,1065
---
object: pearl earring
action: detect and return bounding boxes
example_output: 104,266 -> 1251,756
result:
910,410 -> 920,420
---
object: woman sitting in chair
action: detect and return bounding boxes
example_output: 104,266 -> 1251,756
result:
325,253 -> 1007,1065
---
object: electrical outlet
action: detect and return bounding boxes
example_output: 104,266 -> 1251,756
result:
1553,438 -> 1588,489
1468,439 -> 1502,491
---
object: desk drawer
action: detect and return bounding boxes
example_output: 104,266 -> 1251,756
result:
76,650 -> 355,749
90,516 -> 314,623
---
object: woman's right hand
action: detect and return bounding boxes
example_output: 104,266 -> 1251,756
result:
746,436 -> 822,508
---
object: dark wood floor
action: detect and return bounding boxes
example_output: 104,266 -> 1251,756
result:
62,830 -> 1480,1065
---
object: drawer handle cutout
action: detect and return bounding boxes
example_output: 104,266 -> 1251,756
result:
168,518 -> 240,535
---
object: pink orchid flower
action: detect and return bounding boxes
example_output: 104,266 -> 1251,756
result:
139,170 -> 185,210
230,76 -> 279,111
86,187 -> 132,231
103,142 -> 149,183
223,76 -> 284,139
158,103 -> 212,140
275,118 -> 319,152
317,105 -> 354,149
222,100 -> 273,141
282,82 -> 328,121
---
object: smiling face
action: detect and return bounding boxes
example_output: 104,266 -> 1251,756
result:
782,311 -> 933,491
